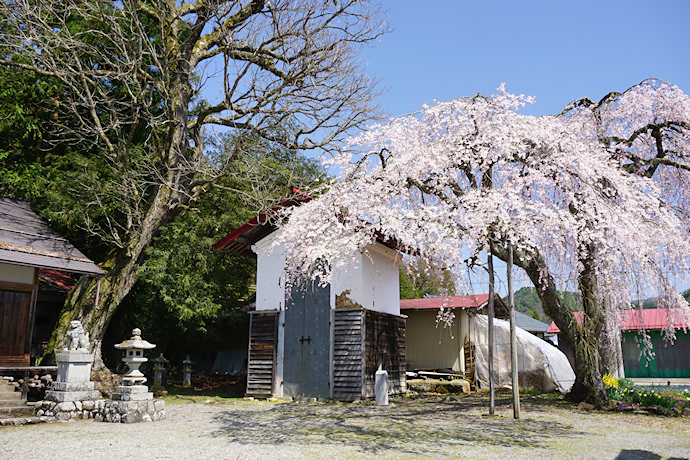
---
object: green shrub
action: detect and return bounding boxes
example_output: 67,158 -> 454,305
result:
617,378 -> 635,390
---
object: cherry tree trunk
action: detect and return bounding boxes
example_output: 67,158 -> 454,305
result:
492,244 -> 609,408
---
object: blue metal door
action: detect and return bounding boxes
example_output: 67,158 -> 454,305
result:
283,283 -> 331,398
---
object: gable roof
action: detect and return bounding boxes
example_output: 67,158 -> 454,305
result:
547,308 -> 690,333
514,310 -> 551,333
214,187 -> 405,257
400,294 -> 510,318
213,187 -> 312,258
0,197 -> 104,276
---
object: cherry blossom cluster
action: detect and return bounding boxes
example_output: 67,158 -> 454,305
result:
277,81 -> 690,336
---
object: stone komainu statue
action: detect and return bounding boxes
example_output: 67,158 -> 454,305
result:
65,320 -> 90,352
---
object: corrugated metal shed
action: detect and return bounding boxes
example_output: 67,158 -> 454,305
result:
0,197 -> 104,276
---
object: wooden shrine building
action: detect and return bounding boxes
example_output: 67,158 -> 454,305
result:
0,197 -> 104,371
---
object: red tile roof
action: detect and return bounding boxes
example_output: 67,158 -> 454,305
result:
547,308 -> 690,333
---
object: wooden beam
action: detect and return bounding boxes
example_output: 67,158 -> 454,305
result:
0,280 -> 37,292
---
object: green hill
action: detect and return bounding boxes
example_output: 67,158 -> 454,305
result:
505,287 -> 582,323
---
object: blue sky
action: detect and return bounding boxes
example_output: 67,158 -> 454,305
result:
356,0 -> 690,296
360,0 -> 690,118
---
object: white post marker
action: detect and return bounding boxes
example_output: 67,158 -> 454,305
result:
375,366 -> 389,406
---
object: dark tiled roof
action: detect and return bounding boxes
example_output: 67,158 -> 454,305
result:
0,197 -> 104,276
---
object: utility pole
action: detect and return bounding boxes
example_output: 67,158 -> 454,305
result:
508,243 -> 520,419
487,247 -> 495,415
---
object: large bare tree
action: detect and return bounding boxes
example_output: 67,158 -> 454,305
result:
0,0 -> 386,364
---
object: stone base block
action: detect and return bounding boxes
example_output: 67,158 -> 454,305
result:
112,392 -> 153,401
112,385 -> 152,401
56,351 -> 94,384
45,390 -> 101,402
116,385 -> 148,394
56,350 -> 94,363
50,381 -> 95,392
94,399 -> 165,423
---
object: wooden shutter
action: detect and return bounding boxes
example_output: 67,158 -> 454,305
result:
332,309 -> 364,401
246,312 -> 278,397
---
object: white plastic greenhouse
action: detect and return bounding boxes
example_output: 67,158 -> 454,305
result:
473,314 -> 575,393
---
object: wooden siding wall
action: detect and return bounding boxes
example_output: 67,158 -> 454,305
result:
333,309 -> 364,401
405,310 -> 464,372
363,310 -> 406,398
246,312 -> 278,397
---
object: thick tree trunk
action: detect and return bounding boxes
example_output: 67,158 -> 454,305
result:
42,186 -> 177,369
566,249 -> 608,406
491,243 -> 609,408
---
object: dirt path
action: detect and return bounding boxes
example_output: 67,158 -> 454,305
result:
1,394 -> 689,459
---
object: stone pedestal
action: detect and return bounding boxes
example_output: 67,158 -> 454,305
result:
112,385 -> 153,401
101,383 -> 165,423
45,351 -> 100,403
56,351 -> 93,382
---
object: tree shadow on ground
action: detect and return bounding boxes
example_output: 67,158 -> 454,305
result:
209,394 -> 584,456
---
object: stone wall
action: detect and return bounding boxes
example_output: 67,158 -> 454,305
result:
35,399 -> 165,423
94,400 -> 165,423
36,399 -> 101,421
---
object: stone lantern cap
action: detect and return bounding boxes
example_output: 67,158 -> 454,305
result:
114,328 -> 156,350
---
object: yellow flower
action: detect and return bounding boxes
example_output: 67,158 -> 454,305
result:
602,373 -> 619,388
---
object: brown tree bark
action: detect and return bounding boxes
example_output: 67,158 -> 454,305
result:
42,187 -> 179,367
491,243 -> 609,407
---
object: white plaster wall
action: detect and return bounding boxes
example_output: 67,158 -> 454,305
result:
0,262 -> 35,284
361,244 -> 401,315
251,231 -> 286,312
331,243 -> 401,315
252,231 -> 401,316
331,252 -> 364,308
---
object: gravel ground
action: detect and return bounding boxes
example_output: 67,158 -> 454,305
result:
1,394 -> 689,459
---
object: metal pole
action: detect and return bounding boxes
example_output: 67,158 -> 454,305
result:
508,243 -> 520,419
487,247 -> 495,415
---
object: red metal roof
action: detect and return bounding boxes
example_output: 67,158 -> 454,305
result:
400,294 -> 510,318
400,294 -> 490,310
213,187 -> 407,256
547,309 -> 690,333
213,187 -> 311,253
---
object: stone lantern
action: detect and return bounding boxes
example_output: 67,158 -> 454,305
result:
115,328 -> 156,386
92,327 -> 166,423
